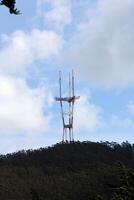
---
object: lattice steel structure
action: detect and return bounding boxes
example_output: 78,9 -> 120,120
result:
55,70 -> 80,143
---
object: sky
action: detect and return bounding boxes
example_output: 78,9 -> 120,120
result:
0,0 -> 134,153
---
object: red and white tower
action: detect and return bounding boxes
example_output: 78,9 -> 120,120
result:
55,70 -> 80,143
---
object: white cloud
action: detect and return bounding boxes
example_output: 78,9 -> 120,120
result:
68,0 -> 134,87
0,5 -> 64,152
74,93 -> 104,133
0,29 -> 63,74
37,0 -> 72,30
0,75 -> 53,135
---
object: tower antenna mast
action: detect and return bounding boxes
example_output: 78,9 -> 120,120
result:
55,70 -> 80,143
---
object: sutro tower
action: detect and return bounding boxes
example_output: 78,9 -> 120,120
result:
55,70 -> 80,143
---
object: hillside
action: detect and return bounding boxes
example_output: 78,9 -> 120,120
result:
0,141 -> 133,200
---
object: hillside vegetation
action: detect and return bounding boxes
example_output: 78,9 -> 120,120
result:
0,141 -> 133,200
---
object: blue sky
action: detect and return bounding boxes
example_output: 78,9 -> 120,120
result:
0,0 -> 134,153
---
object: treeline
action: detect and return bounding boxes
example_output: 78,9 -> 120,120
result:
0,141 -> 133,199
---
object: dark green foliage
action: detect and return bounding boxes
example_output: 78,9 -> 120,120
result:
98,163 -> 134,200
110,163 -> 134,200
30,188 -> 40,200
0,141 -> 133,200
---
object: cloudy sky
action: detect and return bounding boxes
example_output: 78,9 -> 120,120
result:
0,0 -> 134,153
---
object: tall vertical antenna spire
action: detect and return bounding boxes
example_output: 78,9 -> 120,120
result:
55,70 -> 80,143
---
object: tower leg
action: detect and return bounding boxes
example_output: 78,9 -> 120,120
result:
62,128 -> 64,143
69,128 -> 71,143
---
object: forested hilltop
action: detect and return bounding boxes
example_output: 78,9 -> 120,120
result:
0,141 -> 134,200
